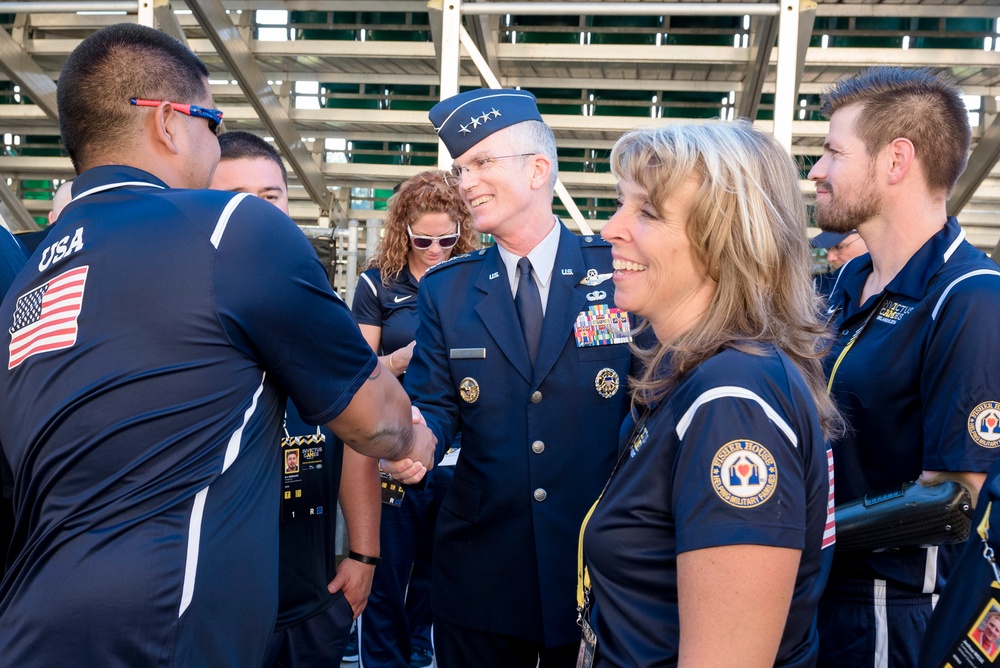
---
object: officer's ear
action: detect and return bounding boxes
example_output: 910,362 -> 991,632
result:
528,153 -> 551,191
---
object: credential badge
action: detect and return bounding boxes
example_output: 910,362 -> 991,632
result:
710,440 -> 778,508
595,368 -> 620,399
459,377 -> 480,404
968,401 -> 1000,448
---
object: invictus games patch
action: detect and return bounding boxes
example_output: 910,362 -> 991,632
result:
968,401 -> 1000,448
710,440 -> 778,508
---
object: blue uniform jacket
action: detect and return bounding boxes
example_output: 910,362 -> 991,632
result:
404,223 -> 633,646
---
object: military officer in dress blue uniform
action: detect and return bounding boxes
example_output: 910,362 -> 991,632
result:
381,89 -> 633,668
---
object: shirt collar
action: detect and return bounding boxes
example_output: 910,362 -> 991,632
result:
71,165 -> 169,202
839,217 -> 964,308
497,217 -> 560,289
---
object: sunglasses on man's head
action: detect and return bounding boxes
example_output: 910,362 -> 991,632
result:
130,98 -> 224,136
407,225 -> 459,250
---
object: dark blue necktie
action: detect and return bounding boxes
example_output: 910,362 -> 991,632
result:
515,257 -> 543,365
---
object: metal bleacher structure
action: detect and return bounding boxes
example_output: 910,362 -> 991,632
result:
1,0 -> 1000,294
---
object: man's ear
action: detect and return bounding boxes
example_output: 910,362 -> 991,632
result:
884,137 -> 915,187
150,101 -> 182,156
529,153 -> 551,190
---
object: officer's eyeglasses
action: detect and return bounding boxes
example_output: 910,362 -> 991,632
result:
408,225 -> 460,250
129,98 -> 224,136
444,153 -> 536,187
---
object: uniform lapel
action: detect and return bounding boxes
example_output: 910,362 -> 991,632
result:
532,225 -> 587,384
473,246 -> 533,383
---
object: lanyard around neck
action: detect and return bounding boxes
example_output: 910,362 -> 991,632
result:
576,406 -> 652,620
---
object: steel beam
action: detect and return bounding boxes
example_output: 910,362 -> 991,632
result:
737,15 -> 777,121
186,0 -> 329,210
949,111 -> 1000,217
0,1 -> 135,10
461,3 -> 779,17
0,175 -> 41,232
773,0 -> 802,151
0,28 -> 59,120
154,0 -> 189,45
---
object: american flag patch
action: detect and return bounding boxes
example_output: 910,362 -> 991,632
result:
8,265 -> 89,370
822,446 -> 836,549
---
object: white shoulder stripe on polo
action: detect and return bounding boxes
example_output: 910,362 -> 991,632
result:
931,269 -> 1000,320
942,228 -> 966,263
675,385 -> 798,448
179,373 -> 267,617
222,372 -> 267,473
210,192 -> 252,249
359,272 -> 378,298
178,485 -> 209,617
72,181 -> 165,201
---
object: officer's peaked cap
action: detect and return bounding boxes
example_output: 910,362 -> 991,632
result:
429,88 -> 543,159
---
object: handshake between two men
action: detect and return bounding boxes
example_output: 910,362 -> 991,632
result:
327,361 -> 436,485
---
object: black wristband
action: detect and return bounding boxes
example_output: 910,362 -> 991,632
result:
348,550 -> 381,566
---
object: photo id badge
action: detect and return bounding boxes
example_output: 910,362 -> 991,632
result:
381,470 -> 406,506
937,581 -> 1000,667
575,618 -> 597,668
281,431 -> 326,522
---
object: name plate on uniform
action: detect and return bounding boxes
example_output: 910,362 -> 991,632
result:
449,348 -> 487,359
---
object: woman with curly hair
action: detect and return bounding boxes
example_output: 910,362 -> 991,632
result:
350,170 -> 479,668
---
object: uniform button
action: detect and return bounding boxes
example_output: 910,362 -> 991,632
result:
530,391 -> 543,403
533,488 -> 547,502
531,440 -> 545,454
841,329 -> 849,335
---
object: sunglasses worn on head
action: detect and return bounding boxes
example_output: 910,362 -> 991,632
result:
407,225 -> 459,250
130,98 -> 224,136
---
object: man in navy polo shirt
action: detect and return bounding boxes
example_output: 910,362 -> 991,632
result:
211,130 -> 382,668
810,229 -> 868,298
808,66 -> 1000,668
0,23 -> 433,667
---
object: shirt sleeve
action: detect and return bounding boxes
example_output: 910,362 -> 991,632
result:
922,272 -> 1000,472
671,392 -> 808,556
212,196 -> 376,426
351,270 -> 384,327
0,228 -> 27,297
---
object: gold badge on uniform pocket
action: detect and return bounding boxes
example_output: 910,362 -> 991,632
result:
459,377 -> 480,403
595,368 -> 620,399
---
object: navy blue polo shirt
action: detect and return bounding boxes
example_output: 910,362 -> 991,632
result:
0,227 -> 26,568
0,228 -> 26,298
824,217 -> 1000,592
0,166 -> 376,666
352,265 -> 420,356
584,346 -> 834,667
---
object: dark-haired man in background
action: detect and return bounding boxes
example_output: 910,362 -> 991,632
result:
0,23 -> 433,667
212,130 -> 381,668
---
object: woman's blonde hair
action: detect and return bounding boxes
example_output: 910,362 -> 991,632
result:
367,170 -> 480,285
611,120 -> 842,439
